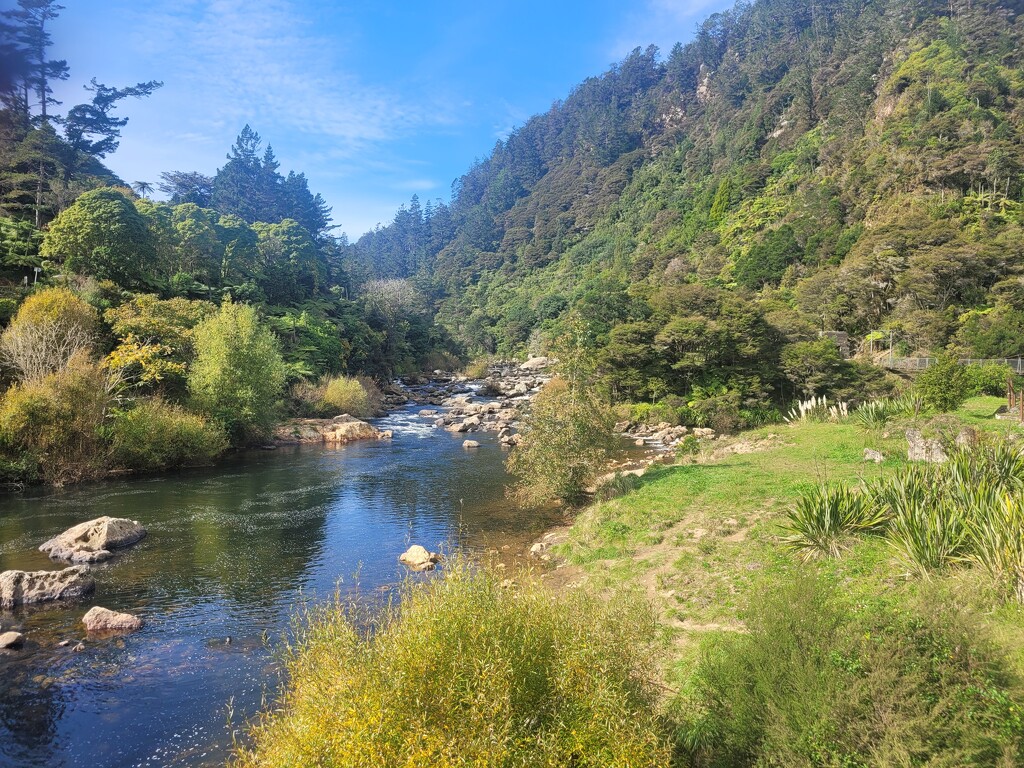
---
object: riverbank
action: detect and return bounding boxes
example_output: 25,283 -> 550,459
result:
534,395 -> 1024,671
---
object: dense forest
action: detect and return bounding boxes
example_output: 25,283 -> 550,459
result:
353,0 -> 1024,426
3,0 -> 1024,480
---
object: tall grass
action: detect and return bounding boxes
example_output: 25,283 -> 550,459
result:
290,375 -> 383,418
232,562 -> 672,768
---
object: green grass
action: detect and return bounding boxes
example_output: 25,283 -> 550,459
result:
556,402 -> 1024,670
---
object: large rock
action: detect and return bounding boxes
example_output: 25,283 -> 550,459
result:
399,545 -> 442,571
274,416 -> 391,445
40,516 -> 147,564
520,356 -> 550,371
0,631 -> 24,649
906,430 -> 947,463
0,566 -> 95,609
82,606 -> 144,634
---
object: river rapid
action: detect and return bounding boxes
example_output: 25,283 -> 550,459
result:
0,400 -> 562,767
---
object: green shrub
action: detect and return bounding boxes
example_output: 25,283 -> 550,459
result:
507,377 -> 616,505
0,354 -> 109,484
462,357 -> 492,379
110,399 -> 228,471
916,356 -> 971,412
188,301 -> 287,444
685,573 -> 1024,767
323,375 -> 375,417
232,562 -> 671,768
965,362 -> 1015,397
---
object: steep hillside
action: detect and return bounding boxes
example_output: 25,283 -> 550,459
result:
354,0 -> 1024,419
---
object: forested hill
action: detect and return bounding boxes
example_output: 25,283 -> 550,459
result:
353,0 -> 1024,412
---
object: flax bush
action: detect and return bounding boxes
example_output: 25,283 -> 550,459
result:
232,563 -> 671,768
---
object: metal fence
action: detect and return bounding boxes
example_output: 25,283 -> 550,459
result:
887,357 -> 1024,373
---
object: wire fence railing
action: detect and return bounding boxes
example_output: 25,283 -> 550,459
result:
887,357 -> 1024,373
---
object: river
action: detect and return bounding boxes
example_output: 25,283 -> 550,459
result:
0,401 -> 563,767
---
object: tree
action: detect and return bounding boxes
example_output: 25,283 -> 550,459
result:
63,77 -> 162,158
187,301 -> 286,444
158,170 -> 214,207
40,188 -> 155,287
506,322 -> 615,505
780,338 -> 844,397
3,0 -> 68,123
131,180 -> 152,198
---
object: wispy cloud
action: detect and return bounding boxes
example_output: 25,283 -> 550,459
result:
130,0 -> 439,160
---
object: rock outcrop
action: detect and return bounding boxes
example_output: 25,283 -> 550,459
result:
40,516 -> 147,563
82,606 -> 144,633
274,415 -> 392,445
0,566 -> 95,608
399,545 -> 442,571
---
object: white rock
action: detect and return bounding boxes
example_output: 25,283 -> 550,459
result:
399,545 -> 442,571
462,440 -> 480,449
40,517 -> 147,564
82,606 -> 144,634
0,566 -> 95,609
0,631 -> 24,649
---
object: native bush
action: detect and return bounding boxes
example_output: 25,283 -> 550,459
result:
290,375 -> 382,418
0,353 -> 110,484
507,376 -> 616,505
965,362 -> 1016,397
684,573 -> 1024,767
109,399 -> 228,472
0,287 -> 99,382
232,562 -> 671,768
188,302 -> 286,444
916,356 -> 971,412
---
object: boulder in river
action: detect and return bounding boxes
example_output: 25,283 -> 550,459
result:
462,440 -> 480,449
399,545 -> 442,571
82,606 -> 144,634
40,516 -> 147,563
0,631 -> 24,649
274,415 -> 390,445
0,566 -> 95,609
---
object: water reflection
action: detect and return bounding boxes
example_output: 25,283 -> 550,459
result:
0,403 -> 560,767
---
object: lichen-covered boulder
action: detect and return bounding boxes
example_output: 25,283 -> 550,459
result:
40,516 -> 147,563
0,566 -> 95,608
82,606 -> 144,634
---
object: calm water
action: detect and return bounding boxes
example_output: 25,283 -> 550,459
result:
0,402 -> 560,767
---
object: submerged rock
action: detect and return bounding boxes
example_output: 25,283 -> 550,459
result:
0,566 -> 95,609
399,545 -> 442,571
40,516 -> 147,563
82,606 -> 144,634
0,631 -> 24,648
0,631 -> 24,649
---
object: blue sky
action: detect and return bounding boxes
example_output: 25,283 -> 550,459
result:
47,0 -> 734,239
